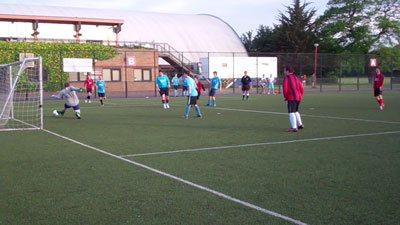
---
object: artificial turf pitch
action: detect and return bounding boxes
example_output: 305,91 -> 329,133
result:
1,91 -> 399,224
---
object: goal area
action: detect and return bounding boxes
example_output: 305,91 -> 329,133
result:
0,57 -> 43,131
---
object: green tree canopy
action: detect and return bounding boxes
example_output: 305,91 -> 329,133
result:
275,0 -> 318,53
241,0 -> 318,53
317,0 -> 400,53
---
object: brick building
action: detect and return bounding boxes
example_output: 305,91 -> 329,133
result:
69,48 -> 158,95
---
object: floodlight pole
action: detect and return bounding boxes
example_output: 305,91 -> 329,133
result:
313,43 -> 319,88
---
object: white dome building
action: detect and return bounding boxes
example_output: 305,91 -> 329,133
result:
0,3 -> 247,63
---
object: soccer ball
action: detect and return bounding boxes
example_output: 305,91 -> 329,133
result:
52,110 -> 59,116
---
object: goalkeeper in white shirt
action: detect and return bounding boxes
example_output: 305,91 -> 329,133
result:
51,82 -> 82,119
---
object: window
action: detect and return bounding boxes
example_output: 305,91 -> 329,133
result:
134,69 -> 152,81
112,69 -> 121,81
102,69 -> 111,81
134,69 -> 142,81
79,73 -> 87,81
143,69 -> 151,81
69,72 -> 78,82
69,72 -> 88,82
102,69 -> 121,81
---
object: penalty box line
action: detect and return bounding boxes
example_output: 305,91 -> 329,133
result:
120,130 -> 400,158
215,107 -> 400,125
42,129 -> 308,225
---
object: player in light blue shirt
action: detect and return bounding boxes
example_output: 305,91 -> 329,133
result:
181,76 -> 188,96
171,73 -> 180,97
183,73 -> 201,119
267,74 -> 276,95
155,71 -> 171,109
206,71 -> 222,107
95,76 -> 106,106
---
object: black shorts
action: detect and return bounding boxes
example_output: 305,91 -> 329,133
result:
173,85 -> 178,90
287,100 -> 300,113
86,88 -> 92,93
98,93 -> 105,97
159,88 -> 169,96
242,84 -> 250,91
209,88 -> 217,97
183,86 -> 188,91
187,96 -> 197,105
374,88 -> 382,96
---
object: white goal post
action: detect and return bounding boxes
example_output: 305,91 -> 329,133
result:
0,57 -> 43,131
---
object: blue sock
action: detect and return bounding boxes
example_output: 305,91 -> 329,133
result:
213,100 -> 216,105
185,105 -> 191,117
162,100 -> 165,104
166,99 -> 169,103
207,100 -> 211,105
195,106 -> 201,116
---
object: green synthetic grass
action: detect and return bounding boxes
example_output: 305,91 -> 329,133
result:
1,91 -> 400,225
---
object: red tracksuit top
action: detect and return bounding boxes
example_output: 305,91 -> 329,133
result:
283,74 -> 304,101
373,73 -> 384,89
196,81 -> 205,94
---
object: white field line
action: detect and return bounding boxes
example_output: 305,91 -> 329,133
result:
42,129 -> 308,225
215,107 -> 400,125
120,130 -> 400,158
81,102 -> 187,108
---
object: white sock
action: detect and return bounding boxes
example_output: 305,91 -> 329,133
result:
295,112 -> 303,127
289,113 -> 297,129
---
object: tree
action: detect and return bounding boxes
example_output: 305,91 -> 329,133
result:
252,25 -> 279,52
240,31 -> 255,52
370,0 -> 400,48
275,0 -> 318,53
317,0 -> 400,53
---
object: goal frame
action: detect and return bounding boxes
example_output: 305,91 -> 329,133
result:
0,57 -> 43,131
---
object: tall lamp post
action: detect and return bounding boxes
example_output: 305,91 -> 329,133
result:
313,43 -> 319,88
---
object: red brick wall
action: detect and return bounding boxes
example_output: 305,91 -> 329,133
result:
70,48 -> 158,93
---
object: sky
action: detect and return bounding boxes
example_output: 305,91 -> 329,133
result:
0,0 -> 329,35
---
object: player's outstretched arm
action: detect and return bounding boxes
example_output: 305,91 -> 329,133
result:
51,90 -> 63,99
70,86 -> 82,92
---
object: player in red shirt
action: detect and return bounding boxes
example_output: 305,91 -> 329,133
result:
194,77 -> 206,100
302,74 -> 307,86
373,67 -> 385,110
283,65 -> 305,132
83,74 -> 94,103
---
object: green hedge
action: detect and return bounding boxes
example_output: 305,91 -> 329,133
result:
0,42 -> 118,91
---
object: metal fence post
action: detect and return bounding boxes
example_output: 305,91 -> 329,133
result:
357,55 -> 360,91
339,59 -> 342,92
391,55 -> 393,90
154,50 -> 157,97
59,50 -> 63,90
233,52 -> 235,94
320,54 -> 322,92
124,51 -> 128,98
208,52 -> 210,93
93,50 -> 97,99
256,52 -> 259,94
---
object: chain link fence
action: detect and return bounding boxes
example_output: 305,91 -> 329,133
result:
1,48 -> 399,98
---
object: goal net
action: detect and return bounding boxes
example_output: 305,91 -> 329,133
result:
0,57 -> 43,131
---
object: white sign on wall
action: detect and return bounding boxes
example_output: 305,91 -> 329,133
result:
126,56 -> 137,67
63,58 -> 93,72
200,57 -> 278,79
